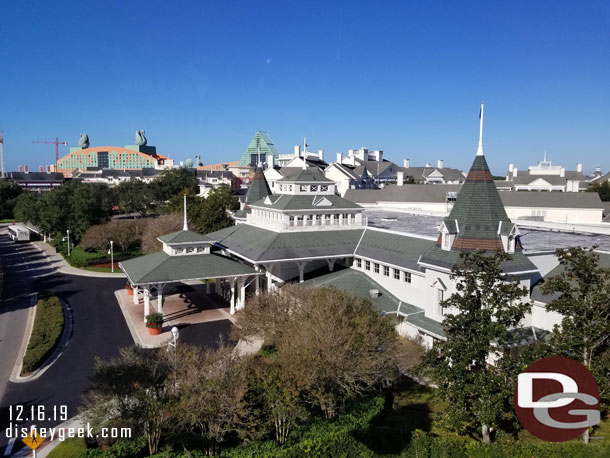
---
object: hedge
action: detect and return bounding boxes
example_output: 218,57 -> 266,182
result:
21,291 -> 65,374
47,438 -> 87,458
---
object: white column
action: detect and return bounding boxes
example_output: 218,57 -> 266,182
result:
238,278 -> 246,310
255,275 -> 260,295
230,279 -> 236,315
157,283 -> 163,315
206,279 -> 211,294
144,289 -> 150,321
133,286 -> 139,304
266,271 -> 273,290
215,277 -> 221,294
296,261 -> 307,283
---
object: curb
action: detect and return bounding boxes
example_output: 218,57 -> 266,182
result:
32,242 -> 126,279
114,290 -> 172,349
10,296 -> 74,383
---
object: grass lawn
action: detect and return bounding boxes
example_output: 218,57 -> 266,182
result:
21,291 -> 64,375
47,437 -> 86,458
0,219 -> 16,223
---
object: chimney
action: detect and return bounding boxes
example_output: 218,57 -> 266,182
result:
47,165 -> 52,173
267,154 -> 274,167
18,166 -> 23,172
509,163 -> 514,172
437,159 -> 444,169
318,149 -> 324,161
513,167 -> 518,177
24,165 -> 29,173
397,171 -> 404,186
403,159 -> 410,168
336,152 -> 342,164
560,167 -> 565,177
39,166 -> 44,172
425,163 -> 431,168
577,163 -> 582,173
294,145 -> 300,158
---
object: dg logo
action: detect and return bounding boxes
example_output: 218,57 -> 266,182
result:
514,356 -> 600,442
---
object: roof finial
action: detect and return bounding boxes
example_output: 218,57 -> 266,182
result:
476,100 -> 484,156
183,194 -> 188,231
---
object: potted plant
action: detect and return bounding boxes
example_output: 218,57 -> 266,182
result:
146,313 -> 163,335
126,283 -> 134,296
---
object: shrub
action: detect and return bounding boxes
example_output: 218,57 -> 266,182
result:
47,437 -> 86,458
22,291 -> 65,374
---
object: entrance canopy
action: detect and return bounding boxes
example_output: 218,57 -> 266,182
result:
120,251 -> 258,287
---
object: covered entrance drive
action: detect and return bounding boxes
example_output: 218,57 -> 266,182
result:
119,206 -> 260,323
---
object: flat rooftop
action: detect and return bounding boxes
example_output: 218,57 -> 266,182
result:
364,209 -> 610,252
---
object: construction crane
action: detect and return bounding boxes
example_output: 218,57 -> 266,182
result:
32,137 -> 67,167
0,129 -> 4,177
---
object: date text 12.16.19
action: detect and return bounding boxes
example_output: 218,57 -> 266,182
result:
9,405 -> 68,422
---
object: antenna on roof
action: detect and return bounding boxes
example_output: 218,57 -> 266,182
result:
183,194 -> 188,231
476,100 -> 484,156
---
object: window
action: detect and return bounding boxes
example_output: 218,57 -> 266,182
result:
383,266 -> 389,276
393,269 -> 400,280
365,260 -> 370,271
310,185 -> 318,192
403,272 -> 411,283
374,263 -> 379,274
321,185 -> 328,192
356,258 -> 362,268
436,289 -> 444,316
300,185 -> 308,192
296,215 -> 304,226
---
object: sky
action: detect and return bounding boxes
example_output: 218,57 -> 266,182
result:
1,0 -> 609,175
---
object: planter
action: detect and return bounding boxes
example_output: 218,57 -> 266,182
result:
127,289 -> 134,296
148,326 -> 162,335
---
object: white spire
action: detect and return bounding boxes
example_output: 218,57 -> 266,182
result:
183,194 -> 188,231
476,100 -> 484,156
302,137 -> 308,170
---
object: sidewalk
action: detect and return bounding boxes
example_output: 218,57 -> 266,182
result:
116,282 -> 235,348
33,241 -> 126,278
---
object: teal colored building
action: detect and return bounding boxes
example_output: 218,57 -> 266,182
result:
238,131 -> 281,166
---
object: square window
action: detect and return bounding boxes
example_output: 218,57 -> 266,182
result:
403,272 -> 411,283
383,266 -> 389,276
311,185 -> 318,192
365,261 -> 370,271
393,269 -> 400,280
321,185 -> 328,192
356,258 -> 361,268
374,263 -> 379,274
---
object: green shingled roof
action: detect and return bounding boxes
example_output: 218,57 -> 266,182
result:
445,154 -> 513,238
277,169 -> 333,183
206,224 -> 365,262
244,166 -> 271,205
158,230 -> 215,244
419,153 -> 537,273
355,229 -> 434,271
249,194 -> 362,211
300,268 -> 446,338
120,251 -> 257,285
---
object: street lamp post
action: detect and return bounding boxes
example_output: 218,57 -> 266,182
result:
62,230 -> 71,256
109,240 -> 114,273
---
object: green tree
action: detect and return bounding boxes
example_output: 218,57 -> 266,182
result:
114,179 -> 152,216
234,286 -> 399,420
177,345 -> 246,456
0,180 -> 22,219
586,181 -> 610,201
81,346 -> 177,455
542,247 -> 610,435
422,251 -> 531,443
151,168 -> 198,203
13,192 -> 42,226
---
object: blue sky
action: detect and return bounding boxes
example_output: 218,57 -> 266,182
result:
1,0 -> 609,175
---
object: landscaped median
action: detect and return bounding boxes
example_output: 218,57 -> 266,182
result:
21,291 -> 65,375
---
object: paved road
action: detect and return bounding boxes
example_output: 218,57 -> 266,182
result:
0,234 -> 234,455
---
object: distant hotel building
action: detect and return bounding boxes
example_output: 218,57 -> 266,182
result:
501,154 -> 584,192
55,131 -> 172,177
